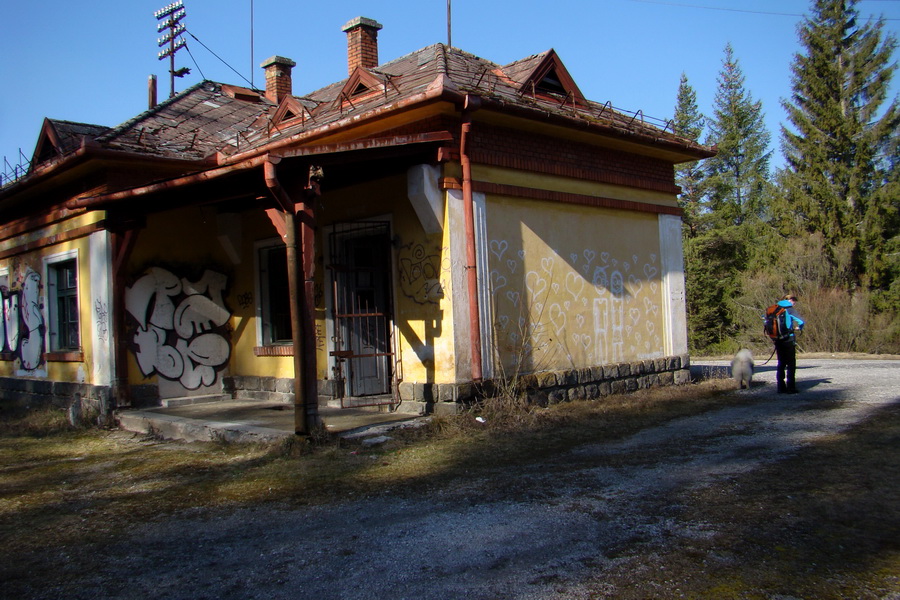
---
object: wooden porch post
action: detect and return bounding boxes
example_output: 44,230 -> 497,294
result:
264,157 -> 321,435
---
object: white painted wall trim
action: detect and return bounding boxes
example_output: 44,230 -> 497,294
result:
658,214 -> 688,355
473,191 -> 493,380
447,189 -> 472,382
89,232 -> 114,386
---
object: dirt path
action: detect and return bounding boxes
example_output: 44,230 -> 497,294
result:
20,359 -> 900,599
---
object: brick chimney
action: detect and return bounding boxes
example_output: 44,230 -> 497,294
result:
342,17 -> 383,75
260,55 -> 296,103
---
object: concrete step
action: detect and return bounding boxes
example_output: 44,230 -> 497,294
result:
115,409 -> 292,444
160,394 -> 231,408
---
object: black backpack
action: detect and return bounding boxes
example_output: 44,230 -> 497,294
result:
764,303 -> 791,341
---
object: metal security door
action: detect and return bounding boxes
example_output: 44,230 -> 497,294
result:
330,222 -> 394,404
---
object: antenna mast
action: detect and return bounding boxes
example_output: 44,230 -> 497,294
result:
447,0 -> 452,47
155,1 -> 191,98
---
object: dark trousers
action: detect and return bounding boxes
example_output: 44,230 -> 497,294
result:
775,339 -> 797,391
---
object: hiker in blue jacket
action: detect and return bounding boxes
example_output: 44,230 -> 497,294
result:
775,294 -> 805,393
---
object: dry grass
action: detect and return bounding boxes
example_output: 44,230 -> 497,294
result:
0,380 -> 737,545
2,377 -> 898,598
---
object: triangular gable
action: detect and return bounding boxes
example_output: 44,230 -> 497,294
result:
30,119 -> 108,167
32,119 -> 64,165
517,49 -> 587,107
270,96 -> 315,128
335,66 -> 386,107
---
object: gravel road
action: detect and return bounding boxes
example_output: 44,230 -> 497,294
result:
32,358 -> 900,600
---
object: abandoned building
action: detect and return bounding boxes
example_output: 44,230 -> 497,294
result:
0,16 -> 715,433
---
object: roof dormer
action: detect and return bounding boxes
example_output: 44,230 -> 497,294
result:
269,96 -> 316,130
334,66 -> 386,109
517,49 -> 587,107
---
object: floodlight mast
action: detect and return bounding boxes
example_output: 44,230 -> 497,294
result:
155,1 -> 189,98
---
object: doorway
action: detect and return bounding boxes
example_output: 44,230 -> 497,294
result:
329,221 -> 395,406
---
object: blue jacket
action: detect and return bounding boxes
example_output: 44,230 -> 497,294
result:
777,299 -> 805,340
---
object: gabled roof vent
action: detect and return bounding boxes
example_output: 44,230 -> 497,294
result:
517,50 -> 587,107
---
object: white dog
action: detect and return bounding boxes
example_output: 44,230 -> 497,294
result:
731,349 -> 754,389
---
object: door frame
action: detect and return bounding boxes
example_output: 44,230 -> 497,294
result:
324,217 -> 399,406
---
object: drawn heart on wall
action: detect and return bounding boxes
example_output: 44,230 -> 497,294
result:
506,259 -> 517,273
575,313 -> 585,327
506,291 -> 520,307
584,249 -> 596,265
525,271 -> 547,299
491,271 -> 507,291
650,282 -> 658,293
498,315 -> 510,329
570,253 -> 579,264
551,283 -> 561,294
549,304 -> 567,335
628,274 -> 643,296
646,321 -> 655,335
518,250 -> 526,259
565,271 -> 584,300
541,257 -> 554,274
601,252 -> 610,263
643,264 -> 658,279
629,307 -> 641,325
490,239 -> 507,260
650,253 -> 657,263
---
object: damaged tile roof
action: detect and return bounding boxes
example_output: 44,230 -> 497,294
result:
38,43 -> 710,166
46,120 -> 111,154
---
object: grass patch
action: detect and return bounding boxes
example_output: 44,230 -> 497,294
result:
3,377 -> 897,598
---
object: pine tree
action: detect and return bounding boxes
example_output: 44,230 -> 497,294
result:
780,0 -> 899,287
704,44 -> 772,227
673,73 -> 706,237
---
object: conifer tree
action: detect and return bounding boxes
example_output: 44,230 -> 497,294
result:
780,0 -> 899,287
704,44 -> 772,226
673,73 -> 706,237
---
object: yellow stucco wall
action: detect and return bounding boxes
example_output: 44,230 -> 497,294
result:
123,173 -> 454,392
484,194 -> 666,374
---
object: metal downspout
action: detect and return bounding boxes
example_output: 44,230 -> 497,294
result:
264,158 -> 319,435
460,95 -> 483,381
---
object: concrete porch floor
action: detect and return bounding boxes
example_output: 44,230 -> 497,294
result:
115,400 -> 426,444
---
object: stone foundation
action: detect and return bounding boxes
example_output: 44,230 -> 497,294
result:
0,376 -> 112,422
223,375 -> 341,404
398,354 -> 691,414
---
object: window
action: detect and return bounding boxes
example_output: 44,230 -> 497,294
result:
259,244 -> 292,344
48,258 -> 79,351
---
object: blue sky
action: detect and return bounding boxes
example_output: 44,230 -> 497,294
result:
2,0 -> 898,179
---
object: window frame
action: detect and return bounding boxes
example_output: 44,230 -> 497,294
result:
43,250 -> 81,355
255,239 -> 293,347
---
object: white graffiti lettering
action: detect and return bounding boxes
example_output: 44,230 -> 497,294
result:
126,268 -> 231,391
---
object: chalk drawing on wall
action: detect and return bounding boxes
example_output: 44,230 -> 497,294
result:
125,267 -> 231,390
398,242 -> 446,304
488,234 -> 664,371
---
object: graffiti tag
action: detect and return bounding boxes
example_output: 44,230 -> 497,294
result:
398,243 -> 444,304
0,268 -> 45,372
125,267 -> 231,390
